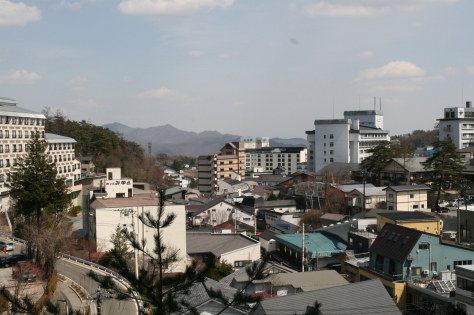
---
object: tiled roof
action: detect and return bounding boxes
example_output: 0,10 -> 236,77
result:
392,157 -> 429,172
186,234 -> 259,257
369,223 -> 422,263
320,213 -> 349,222
350,187 -> 387,196
172,278 -> 246,314
260,200 -> 296,208
383,184 -> 431,192
253,279 -> 400,315
269,220 -> 299,234
259,230 -> 277,241
336,183 -> 375,193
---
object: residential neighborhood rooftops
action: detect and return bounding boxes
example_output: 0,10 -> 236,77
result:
186,233 -> 259,257
383,184 -> 431,192
378,211 -> 440,222
252,279 -> 400,315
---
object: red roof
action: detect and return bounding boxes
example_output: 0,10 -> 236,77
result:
212,222 -> 235,231
247,291 -> 277,299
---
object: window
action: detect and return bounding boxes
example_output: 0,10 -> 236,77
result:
12,145 -> 16,153
5,145 -> 9,153
324,143 -> 326,147
430,262 -> 437,271
5,159 -> 10,167
4,130 -> 9,138
0,130 -> 3,138
330,158 -> 334,162
18,130 -> 22,138
234,260 -> 251,267
330,142 -> 334,146
18,144 -> 22,152
6,173 -> 10,182
388,194 -> 393,198
11,117 -> 16,124
413,205 -> 419,209
330,150 -> 334,154
419,243 -> 429,250
366,197 -> 372,204
25,131 -> 28,139
324,158 -> 326,162
388,206 -> 393,210
30,131 -> 34,138
11,130 -> 16,138
330,134 -> 334,139
410,194 -> 415,198
412,267 -> 422,276
454,260 -> 473,267
0,160 -> 3,167
324,135 -> 326,139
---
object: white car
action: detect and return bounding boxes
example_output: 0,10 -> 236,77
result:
0,241 -> 14,251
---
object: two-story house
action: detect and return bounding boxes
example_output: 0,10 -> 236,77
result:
384,185 -> 430,211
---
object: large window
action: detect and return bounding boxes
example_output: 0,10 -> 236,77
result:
454,260 -> 472,267
234,260 -> 251,267
419,244 -> 429,250
412,267 -> 422,276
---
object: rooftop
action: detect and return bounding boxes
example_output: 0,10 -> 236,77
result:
273,232 -> 346,258
378,211 -> 440,222
45,133 -> 77,143
383,184 -> 431,192
186,234 -> 259,257
90,193 -> 167,209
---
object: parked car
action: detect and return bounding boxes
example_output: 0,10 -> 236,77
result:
0,254 -> 27,268
0,241 -> 14,251
438,200 -> 449,207
439,207 -> 450,213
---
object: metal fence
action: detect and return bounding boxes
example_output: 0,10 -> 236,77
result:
0,232 -> 144,314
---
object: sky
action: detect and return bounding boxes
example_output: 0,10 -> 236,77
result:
1,0 -> 474,139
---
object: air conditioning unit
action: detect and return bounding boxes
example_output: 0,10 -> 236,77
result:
423,270 -> 430,275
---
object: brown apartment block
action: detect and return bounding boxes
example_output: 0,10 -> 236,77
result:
198,142 -> 246,197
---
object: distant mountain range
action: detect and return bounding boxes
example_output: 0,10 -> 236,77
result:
102,122 -> 307,157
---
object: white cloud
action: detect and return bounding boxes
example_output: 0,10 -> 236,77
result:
218,53 -> 229,58
0,69 -> 41,84
189,50 -> 204,56
117,0 -> 233,16
57,1 -> 82,10
67,76 -> 88,91
137,87 -> 178,99
0,0 -> 41,26
442,67 -> 457,74
356,61 -> 425,81
123,76 -> 133,82
70,99 -> 101,108
305,0 -> 457,18
468,66 -> 474,74
358,51 -> 374,57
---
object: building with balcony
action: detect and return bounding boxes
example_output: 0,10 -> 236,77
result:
306,110 -> 390,172
437,101 -> 474,149
245,146 -> 307,175
198,142 -> 246,197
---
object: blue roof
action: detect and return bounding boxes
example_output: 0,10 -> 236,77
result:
274,232 -> 346,258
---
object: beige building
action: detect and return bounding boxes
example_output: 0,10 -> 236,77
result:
384,185 -> 430,211
198,142 -> 246,196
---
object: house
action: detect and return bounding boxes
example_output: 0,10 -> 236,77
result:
89,192 -> 187,273
173,277 -> 249,315
186,233 -> 260,269
263,210 -> 301,228
256,200 -> 297,213
212,220 -> 255,235
306,110 -> 390,172
259,230 -> 278,253
384,185 -> 431,211
216,179 -> 252,197
190,199 -> 255,227
235,270 -> 348,296
250,279 -> 400,315
319,213 -> 350,226
455,264 -> 474,313
271,232 -> 347,271
437,101 -> 474,149
379,157 -> 431,186
343,222 -> 474,310
164,186 -> 183,200
376,211 -> 442,235
220,258 -> 296,289
347,186 -> 387,212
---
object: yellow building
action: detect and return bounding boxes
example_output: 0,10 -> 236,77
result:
384,185 -> 430,211
376,211 -> 442,235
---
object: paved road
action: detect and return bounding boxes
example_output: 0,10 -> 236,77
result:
0,238 -> 138,315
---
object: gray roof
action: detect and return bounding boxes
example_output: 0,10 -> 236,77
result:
0,103 -> 45,118
364,208 -> 394,218
45,133 -> 76,143
392,157 -> 429,172
253,279 -> 400,315
259,230 -> 277,241
378,211 -> 440,222
261,199 -> 296,208
336,183 -> 375,193
172,278 -> 246,314
241,270 -> 348,292
317,162 -> 360,175
269,219 -> 299,234
186,234 -> 259,257
320,213 -> 349,222
350,187 -> 387,196
383,184 -> 431,192
219,259 -> 296,286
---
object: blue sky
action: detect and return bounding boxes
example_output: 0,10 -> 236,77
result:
1,0 -> 474,138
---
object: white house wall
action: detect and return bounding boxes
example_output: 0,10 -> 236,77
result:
220,243 -> 261,269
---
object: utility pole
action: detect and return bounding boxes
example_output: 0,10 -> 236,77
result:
301,224 -> 305,272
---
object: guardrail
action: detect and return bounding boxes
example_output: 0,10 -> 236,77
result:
0,232 -> 144,314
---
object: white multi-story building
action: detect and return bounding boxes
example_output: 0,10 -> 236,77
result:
245,147 -> 307,175
306,110 -> 390,172
437,101 -> 474,149
240,136 -> 270,149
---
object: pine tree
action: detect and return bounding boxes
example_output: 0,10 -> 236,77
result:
422,138 -> 465,212
360,140 -> 394,186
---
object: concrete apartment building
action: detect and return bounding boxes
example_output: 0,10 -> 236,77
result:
306,110 -> 390,172
245,146 -> 307,175
240,136 -> 270,149
198,142 -> 246,197
437,101 -> 474,149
